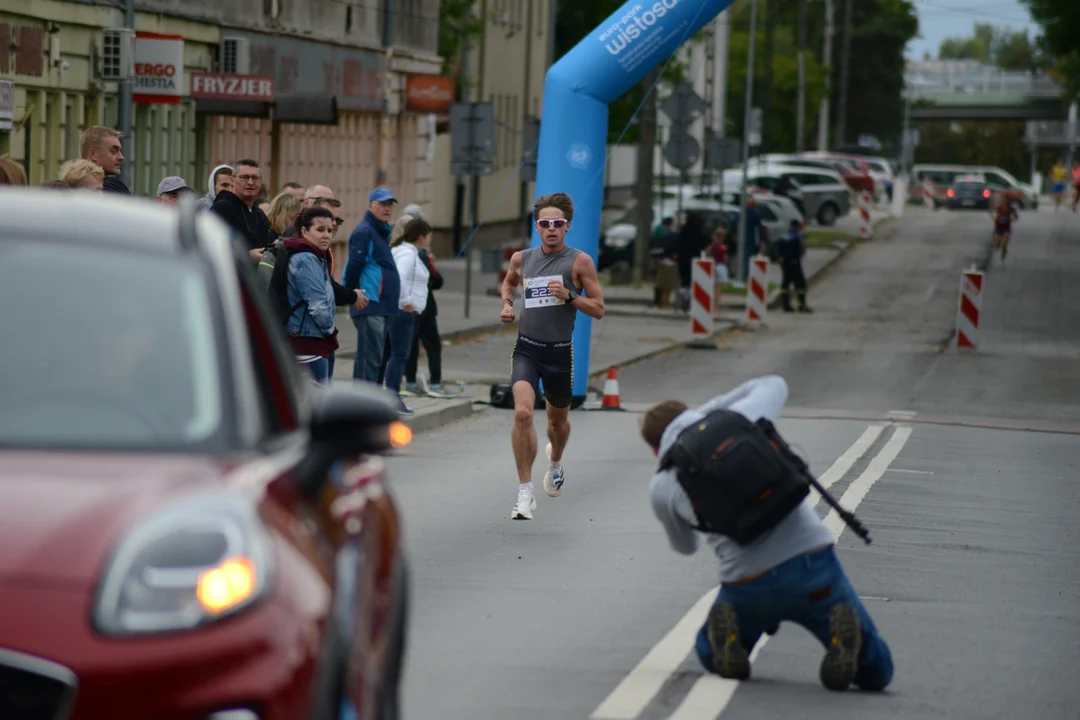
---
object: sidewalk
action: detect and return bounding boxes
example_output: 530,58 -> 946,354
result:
331,210 -> 892,431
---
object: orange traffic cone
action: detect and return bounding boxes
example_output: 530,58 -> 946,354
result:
601,367 -> 623,410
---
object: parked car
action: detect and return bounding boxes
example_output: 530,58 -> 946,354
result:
0,189 -> 410,720
946,175 -> 995,210
724,164 -> 851,226
760,153 -> 876,197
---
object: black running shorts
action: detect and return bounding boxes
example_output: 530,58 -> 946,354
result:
510,335 -> 573,408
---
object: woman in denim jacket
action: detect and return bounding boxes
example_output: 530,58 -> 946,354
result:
285,206 -> 340,384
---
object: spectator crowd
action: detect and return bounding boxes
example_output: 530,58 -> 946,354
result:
0,124 -> 446,417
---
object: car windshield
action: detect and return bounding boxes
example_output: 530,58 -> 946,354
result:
0,240 -> 223,450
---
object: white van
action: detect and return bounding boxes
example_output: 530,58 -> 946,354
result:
912,164 -> 1038,209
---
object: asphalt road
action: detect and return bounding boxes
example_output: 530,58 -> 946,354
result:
387,204 -> 1080,720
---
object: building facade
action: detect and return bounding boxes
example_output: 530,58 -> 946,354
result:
1,0 -> 443,258
429,0 -> 552,255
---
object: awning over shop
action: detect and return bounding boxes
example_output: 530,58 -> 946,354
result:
273,95 -> 339,125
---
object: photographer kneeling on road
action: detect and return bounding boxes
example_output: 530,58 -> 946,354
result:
639,375 -> 893,692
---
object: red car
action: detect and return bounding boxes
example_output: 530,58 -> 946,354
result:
0,189 -> 412,720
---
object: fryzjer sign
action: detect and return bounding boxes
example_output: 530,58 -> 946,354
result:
134,32 -> 184,104
191,73 -> 276,102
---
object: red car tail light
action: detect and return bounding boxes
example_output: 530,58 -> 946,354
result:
982,189 -> 991,198
947,189 -> 955,198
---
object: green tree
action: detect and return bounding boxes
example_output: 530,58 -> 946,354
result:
1023,0 -> 1080,99
915,121 -> 1030,177
939,23 -> 995,63
831,0 -> 918,149
439,0 -> 484,97
937,23 -> 1038,71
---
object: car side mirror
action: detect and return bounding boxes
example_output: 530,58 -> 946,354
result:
294,383 -> 411,498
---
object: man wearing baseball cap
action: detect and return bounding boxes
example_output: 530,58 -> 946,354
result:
156,176 -> 196,205
343,187 -> 401,387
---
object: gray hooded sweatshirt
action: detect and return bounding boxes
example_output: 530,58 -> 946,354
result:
197,164 -> 232,210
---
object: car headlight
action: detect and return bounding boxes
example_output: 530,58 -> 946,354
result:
93,491 -> 274,636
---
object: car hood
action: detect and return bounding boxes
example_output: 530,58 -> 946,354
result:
0,451 -> 237,586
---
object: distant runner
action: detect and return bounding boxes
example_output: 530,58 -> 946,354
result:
991,193 -> 1018,263
1072,163 -> 1080,213
499,192 -> 606,520
1049,160 -> 1067,211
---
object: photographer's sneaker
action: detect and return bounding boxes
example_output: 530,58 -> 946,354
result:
706,603 -> 751,681
542,443 -> 565,497
511,487 -> 537,520
820,603 -> 863,691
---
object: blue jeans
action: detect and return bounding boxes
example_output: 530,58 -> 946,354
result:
385,312 -> 416,401
351,314 -> 387,382
303,357 -> 330,384
694,546 -> 894,691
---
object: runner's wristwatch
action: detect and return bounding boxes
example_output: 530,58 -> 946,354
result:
566,290 -> 578,303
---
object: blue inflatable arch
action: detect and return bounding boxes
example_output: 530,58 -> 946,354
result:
533,0 -> 736,404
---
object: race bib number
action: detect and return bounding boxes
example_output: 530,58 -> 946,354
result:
523,275 -> 565,309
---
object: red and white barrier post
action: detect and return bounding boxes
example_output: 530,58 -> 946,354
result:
956,268 -> 983,350
690,255 -> 715,343
923,179 -> 935,209
745,256 -> 768,323
859,190 -> 873,239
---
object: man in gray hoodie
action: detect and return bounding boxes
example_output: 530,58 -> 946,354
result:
197,164 -> 233,210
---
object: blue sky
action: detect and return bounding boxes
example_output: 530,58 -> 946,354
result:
905,0 -> 1038,60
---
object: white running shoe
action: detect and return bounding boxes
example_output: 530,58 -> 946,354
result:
543,443 -> 565,497
511,488 -> 537,520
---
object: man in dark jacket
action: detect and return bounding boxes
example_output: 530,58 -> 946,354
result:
344,187 -> 400,383
210,158 -> 275,260
81,126 -> 130,195
776,220 -> 812,313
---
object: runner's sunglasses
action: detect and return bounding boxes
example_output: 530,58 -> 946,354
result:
536,218 -> 569,229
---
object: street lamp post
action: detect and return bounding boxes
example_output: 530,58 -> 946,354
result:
737,0 -> 758,284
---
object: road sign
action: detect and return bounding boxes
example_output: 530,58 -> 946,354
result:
705,136 -> 742,171
450,102 -> 496,176
660,82 -> 709,129
520,115 -> 540,182
748,107 -> 763,147
664,134 -> 701,171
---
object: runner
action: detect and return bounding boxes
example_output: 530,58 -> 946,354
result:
990,192 -> 1018,263
499,192 -> 606,520
1072,163 -> 1080,213
1049,160 -> 1067,211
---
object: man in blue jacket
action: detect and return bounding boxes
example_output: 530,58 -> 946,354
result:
344,187 -> 401,382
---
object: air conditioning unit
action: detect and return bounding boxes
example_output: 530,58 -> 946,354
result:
101,28 -> 135,81
221,37 -> 251,75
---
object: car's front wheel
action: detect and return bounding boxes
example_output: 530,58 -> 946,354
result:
817,202 -> 839,226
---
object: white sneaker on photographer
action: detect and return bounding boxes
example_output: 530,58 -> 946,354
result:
543,443 -> 565,497
511,487 -> 537,520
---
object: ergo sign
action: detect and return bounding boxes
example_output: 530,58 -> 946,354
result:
133,32 -> 184,104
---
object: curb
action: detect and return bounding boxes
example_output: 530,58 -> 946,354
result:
402,398 -> 478,433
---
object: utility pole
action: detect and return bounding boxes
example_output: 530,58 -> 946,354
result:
714,11 -> 731,201
836,0 -> 853,146
738,0 -> 759,284
714,11 -> 730,138
817,0 -> 834,151
633,69 -> 659,285
118,0 -> 135,190
796,0 -> 808,153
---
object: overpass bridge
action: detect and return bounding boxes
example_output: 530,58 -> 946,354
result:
905,60 -> 1067,121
